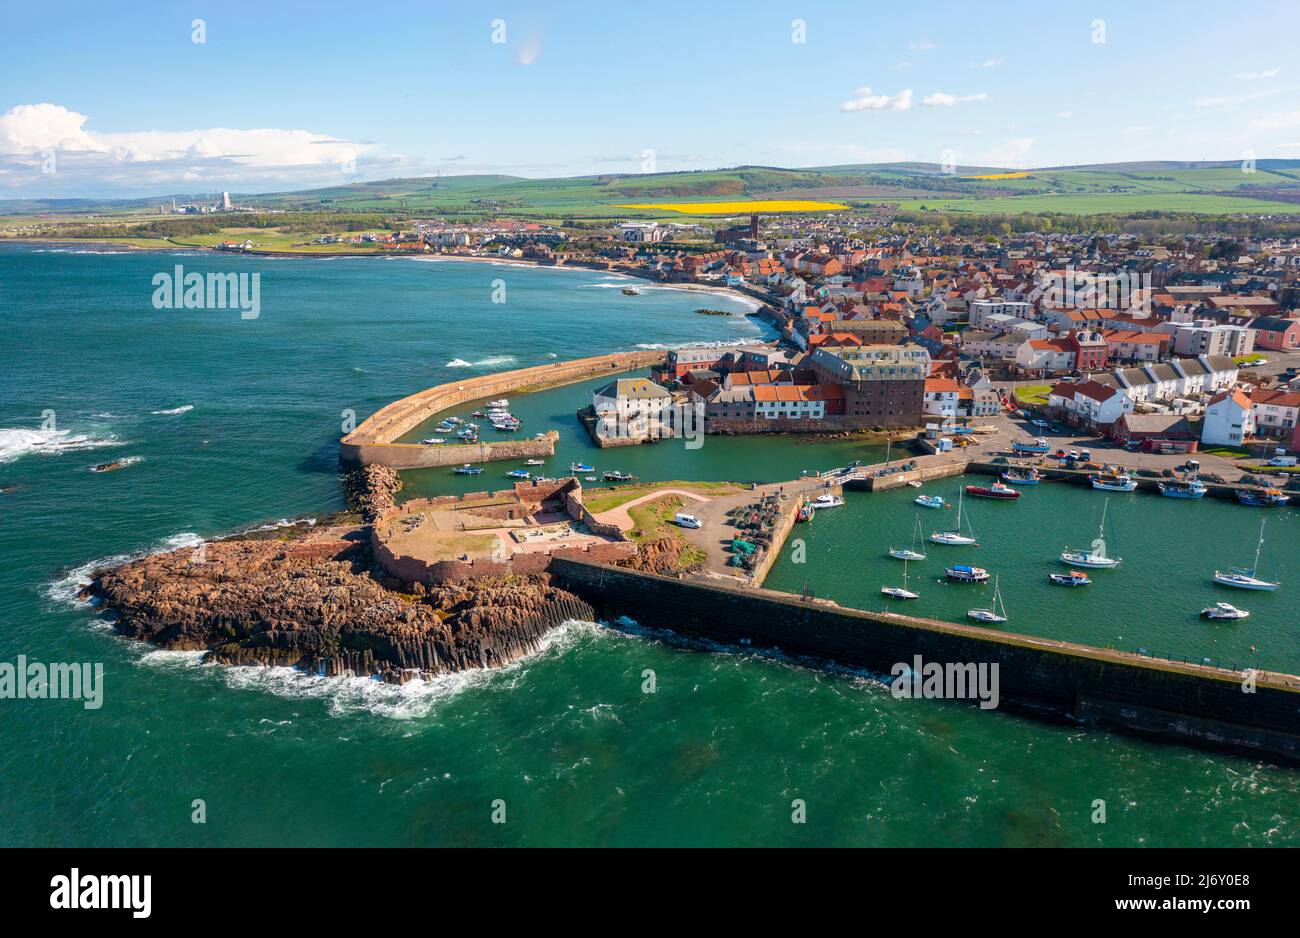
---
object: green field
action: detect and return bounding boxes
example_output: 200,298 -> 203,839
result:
891,193 -> 1300,215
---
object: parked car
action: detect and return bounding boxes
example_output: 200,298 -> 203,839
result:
674,513 -> 702,529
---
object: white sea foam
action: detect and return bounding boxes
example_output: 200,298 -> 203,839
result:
445,355 -> 517,368
47,532 -> 204,607
0,428 -> 122,464
151,404 -> 193,416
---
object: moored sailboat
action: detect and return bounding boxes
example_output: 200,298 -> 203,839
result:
881,559 -> 920,600
889,514 -> 927,561
930,489 -> 977,545
967,575 -> 1008,623
1060,497 -> 1121,568
1213,518 -> 1280,591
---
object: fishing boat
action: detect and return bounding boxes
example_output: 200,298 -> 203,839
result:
470,411 -> 487,418
889,515 -> 928,561
915,493 -> 946,509
930,489 -> 977,545
1201,602 -> 1250,621
967,575 -> 1008,623
570,462 -> 595,473
1060,497 -> 1122,568
965,481 -> 1021,500
1237,487 -> 1290,507
1090,470 -> 1137,492
1011,437 -> 1051,454
1158,479 -> 1207,499
525,458 -> 546,466
457,428 -> 478,439
945,564 -> 990,583
505,469 -> 531,479
492,422 -> 520,432
797,503 -> 815,522
604,470 -> 636,482
1049,570 -> 1092,587
1213,519 -> 1280,590
1000,467 -> 1040,485
487,399 -> 509,409
881,560 -> 919,600
419,437 -> 446,445
811,493 -> 845,509
445,417 -> 462,425
453,464 -> 484,475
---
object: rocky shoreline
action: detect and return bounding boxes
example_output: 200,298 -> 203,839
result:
82,529 -> 596,684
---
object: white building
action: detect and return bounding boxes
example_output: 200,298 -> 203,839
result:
970,300 -> 1033,331
1202,389 -> 1255,447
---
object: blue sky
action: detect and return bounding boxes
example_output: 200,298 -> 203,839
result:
2,0 -> 1299,196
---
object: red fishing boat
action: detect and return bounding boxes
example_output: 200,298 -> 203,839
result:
965,482 -> 1021,500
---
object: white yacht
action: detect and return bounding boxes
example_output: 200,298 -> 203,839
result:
889,514 -> 927,561
1213,519 -> 1280,591
967,575 -> 1008,624
811,493 -> 845,509
930,489 -> 977,545
1060,497 -> 1122,568
881,560 -> 919,600
1201,602 -> 1250,621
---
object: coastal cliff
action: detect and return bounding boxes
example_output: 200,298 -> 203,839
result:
82,535 -> 595,683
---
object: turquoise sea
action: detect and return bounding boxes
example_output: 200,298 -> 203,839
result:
1,244 -> 1296,847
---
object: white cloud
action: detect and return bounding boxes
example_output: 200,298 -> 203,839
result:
922,92 -> 989,107
1252,109 -> 1300,130
1056,111 -> 1073,119
908,41 -> 935,51
0,102 -> 388,194
1234,68 -> 1280,81
1193,88 -> 1280,108
973,58 -> 1004,69
839,87 -> 913,112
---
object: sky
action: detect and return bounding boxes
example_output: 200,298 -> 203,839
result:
2,0 -> 1300,198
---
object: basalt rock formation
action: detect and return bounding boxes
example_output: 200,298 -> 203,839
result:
616,536 -> 702,576
343,464 -> 403,521
82,535 -> 594,683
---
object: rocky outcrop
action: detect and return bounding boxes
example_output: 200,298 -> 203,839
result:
82,535 -> 594,683
343,465 -> 402,520
615,536 -> 702,577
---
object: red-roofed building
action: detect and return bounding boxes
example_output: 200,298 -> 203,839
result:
1047,380 -> 1134,433
1202,389 -> 1255,447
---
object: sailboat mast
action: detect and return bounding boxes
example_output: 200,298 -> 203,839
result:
1254,519 -> 1266,574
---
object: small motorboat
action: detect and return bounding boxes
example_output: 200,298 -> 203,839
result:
1090,471 -> 1137,492
1237,487 -> 1290,507
584,475 -> 598,482
487,399 -> 509,409
946,564 -> 990,583
914,494 -> 946,509
471,411 -> 487,418
1159,479 -> 1207,499
1011,437 -> 1051,454
1000,467 -> 1040,485
604,470 -> 636,482
420,437 -> 447,445
453,464 -> 484,475
1049,571 -> 1092,586
525,458 -> 546,466
967,576 -> 1008,624
506,469 -> 531,479
492,422 -> 520,432
444,417 -> 462,425
570,462 -> 595,473
810,493 -> 845,509
906,480 -> 923,489
1201,602 -> 1250,621
965,482 -> 1021,500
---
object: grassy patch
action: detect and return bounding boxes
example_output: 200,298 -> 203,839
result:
1014,385 -> 1052,405
583,480 -> 742,514
1201,445 -> 1251,458
1234,354 -> 1268,365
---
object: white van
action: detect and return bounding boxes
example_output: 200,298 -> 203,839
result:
1267,455 -> 1297,467
674,513 -> 702,529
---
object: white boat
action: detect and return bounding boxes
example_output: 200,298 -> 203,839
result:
1060,497 -> 1121,568
881,559 -> 919,600
914,494 -> 946,509
1049,571 -> 1092,587
487,399 -> 509,409
889,514 -> 928,561
1213,519 -> 1280,591
419,437 -> 446,445
811,493 -> 845,509
525,459 -> 545,466
1090,470 -> 1137,492
945,564 -> 990,583
1158,479 -> 1207,499
907,480 -> 923,488
1201,602 -> 1250,621
967,575 -> 1008,624
930,489 -> 977,545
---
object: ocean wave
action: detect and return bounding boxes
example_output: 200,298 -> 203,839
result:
445,355 -> 517,369
633,338 -> 759,351
47,532 -> 204,607
151,404 -> 193,416
0,428 -> 122,464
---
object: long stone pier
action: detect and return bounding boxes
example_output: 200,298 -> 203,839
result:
551,558 -> 1300,764
340,350 -> 662,468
